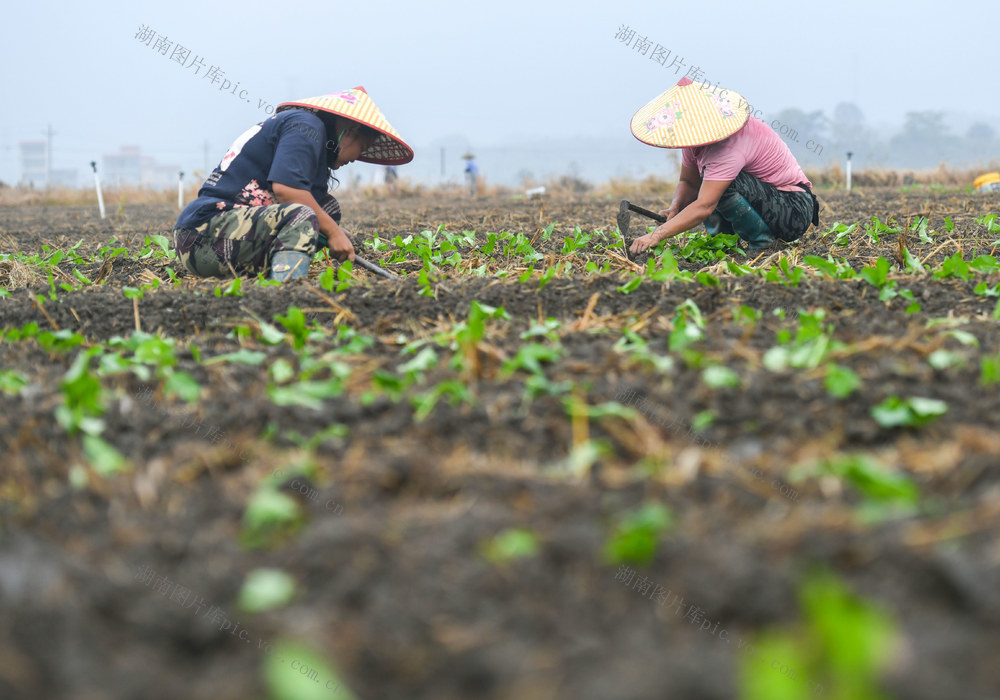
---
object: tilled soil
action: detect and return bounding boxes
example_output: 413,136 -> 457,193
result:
1,188 -> 1000,699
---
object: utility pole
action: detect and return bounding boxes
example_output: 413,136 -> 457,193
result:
203,140 -> 210,173
43,124 -> 55,187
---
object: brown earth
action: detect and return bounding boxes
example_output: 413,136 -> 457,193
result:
1,187 -> 999,699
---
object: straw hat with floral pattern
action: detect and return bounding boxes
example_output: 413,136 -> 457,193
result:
277,86 -> 414,165
630,77 -> 750,149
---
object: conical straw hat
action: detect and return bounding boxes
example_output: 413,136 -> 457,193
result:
630,77 -> 749,149
277,86 -> 414,165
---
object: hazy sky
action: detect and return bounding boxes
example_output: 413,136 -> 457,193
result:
2,0 -> 997,186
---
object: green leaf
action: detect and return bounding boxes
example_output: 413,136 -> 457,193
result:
164,371 -> 201,402
318,266 -> 336,292
617,276 -> 642,294
702,365 -> 740,389
927,350 -> 963,370
871,396 -> 947,428
858,257 -> 890,289
270,358 -> 296,384
902,246 -> 925,274
825,364 -> 860,398
268,379 -> 343,410
604,502 -> 674,566
0,370 -> 28,395
83,434 -> 128,475
981,356 -> 1000,386
264,641 -> 355,700
481,528 -> 540,565
803,254 -> 838,278
824,454 -> 920,504
237,568 -> 297,613
204,349 -> 268,365
243,489 -> 302,538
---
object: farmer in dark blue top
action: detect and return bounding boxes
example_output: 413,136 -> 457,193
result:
173,87 -> 413,281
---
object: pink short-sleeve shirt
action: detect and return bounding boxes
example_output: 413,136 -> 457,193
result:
681,117 -> 811,192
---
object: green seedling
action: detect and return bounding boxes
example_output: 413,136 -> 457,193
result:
672,230 -> 743,263
871,396 -> 947,428
275,307 -> 309,349
214,277 -> 243,297
137,234 -> 176,261
163,371 -> 202,402
764,309 -> 839,372
237,568 -> 297,613
617,275 -> 642,294
263,640 -> 355,700
933,252 -> 972,280
241,487 -> 304,548
927,349 -> 964,370
56,347 -> 106,435
858,257 -> 897,301
268,378 -> 345,411
0,370 -> 28,395
411,380 -> 472,421
481,528 -> 540,565
561,227 -> 593,254
980,355 -> 1000,386
604,502 -> 674,566
612,328 -> 674,373
520,318 -> 562,342
909,216 -> 934,243
501,342 -> 564,377
973,281 -> 1000,297
646,249 -> 693,282
825,364 -> 861,398
741,571 -> 897,700
702,365 -> 740,389
669,299 -> 705,352
822,222 -> 857,246
692,410 -> 715,432
37,329 -> 86,353
82,434 -> 129,476
813,454 -> 920,509
863,216 -> 900,244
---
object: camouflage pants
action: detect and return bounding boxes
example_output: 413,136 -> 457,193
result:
172,194 -> 342,278
713,172 -> 819,241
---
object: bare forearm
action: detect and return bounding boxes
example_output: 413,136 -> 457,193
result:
658,200 -> 714,239
670,180 -> 699,213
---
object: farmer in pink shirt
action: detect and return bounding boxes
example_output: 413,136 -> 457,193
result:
628,78 -> 819,254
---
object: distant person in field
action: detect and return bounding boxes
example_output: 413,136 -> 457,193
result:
172,86 -> 412,282
463,153 -> 479,196
384,165 -> 398,194
628,77 -> 818,254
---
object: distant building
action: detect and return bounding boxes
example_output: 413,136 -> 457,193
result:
103,146 -> 179,189
18,140 -> 78,188
50,168 -> 78,188
19,141 -> 47,187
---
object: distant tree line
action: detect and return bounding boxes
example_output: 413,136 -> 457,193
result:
768,102 -> 998,170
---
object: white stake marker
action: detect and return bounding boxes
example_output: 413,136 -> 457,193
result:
90,161 -> 106,219
846,152 -> 853,192
177,171 -> 184,210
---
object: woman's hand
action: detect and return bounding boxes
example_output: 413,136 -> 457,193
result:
630,224 -> 672,255
325,222 -> 356,262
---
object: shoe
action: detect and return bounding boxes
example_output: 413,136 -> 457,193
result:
703,213 -> 734,237
270,250 -> 310,282
714,193 -> 775,250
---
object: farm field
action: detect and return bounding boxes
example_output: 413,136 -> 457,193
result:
2,187 -> 1000,699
